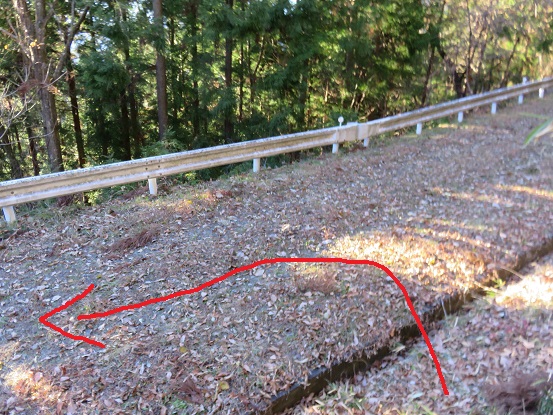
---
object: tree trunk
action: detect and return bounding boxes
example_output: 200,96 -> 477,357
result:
238,0 -> 245,122
13,0 -> 64,172
0,126 -> 24,179
153,0 -> 168,141
12,0 -> 88,173
66,57 -> 86,168
420,45 -> 436,107
169,17 -> 178,124
423,1 -> 445,104
437,45 -> 466,99
248,35 -> 265,109
187,0 -> 200,139
224,0 -> 234,144
501,36 -> 521,87
25,120 -> 40,176
239,41 -> 244,122
121,10 -> 142,158
38,86 -> 64,172
128,74 -> 142,158
297,70 -> 309,130
120,91 -> 131,160
13,124 -> 22,156
453,71 -> 466,98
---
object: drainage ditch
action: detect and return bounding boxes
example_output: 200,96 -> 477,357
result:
259,232 -> 553,414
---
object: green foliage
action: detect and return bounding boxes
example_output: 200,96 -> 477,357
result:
142,132 -> 187,157
538,387 -> 553,415
78,49 -> 131,161
525,119 -> 553,146
2,0 -> 553,182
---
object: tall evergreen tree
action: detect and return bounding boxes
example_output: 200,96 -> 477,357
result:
10,0 -> 89,172
1,0 -> 552,181
153,0 -> 168,141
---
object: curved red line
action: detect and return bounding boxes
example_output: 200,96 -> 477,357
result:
74,257 -> 449,395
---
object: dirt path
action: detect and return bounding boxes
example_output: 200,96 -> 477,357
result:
1,96 -> 552,414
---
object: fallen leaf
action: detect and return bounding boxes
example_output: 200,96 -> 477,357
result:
34,372 -> 43,383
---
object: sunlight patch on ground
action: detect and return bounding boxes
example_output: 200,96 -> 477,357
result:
443,189 -> 521,209
2,364 -> 61,407
323,230 -> 487,294
495,264 -> 553,310
495,184 -> 553,200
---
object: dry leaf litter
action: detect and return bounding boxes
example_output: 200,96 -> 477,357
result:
0,96 -> 552,414
288,253 -> 553,415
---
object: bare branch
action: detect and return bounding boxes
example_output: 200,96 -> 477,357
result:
52,6 -> 89,80
0,27 -> 18,41
43,2 -> 56,32
71,0 -> 76,26
0,59 -> 41,143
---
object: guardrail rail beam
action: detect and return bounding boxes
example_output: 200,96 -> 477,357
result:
2,77 -> 552,224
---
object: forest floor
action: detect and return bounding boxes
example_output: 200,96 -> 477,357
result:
0,96 -> 552,415
288,252 -> 553,415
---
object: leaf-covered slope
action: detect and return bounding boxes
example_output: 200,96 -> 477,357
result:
0,97 -> 552,414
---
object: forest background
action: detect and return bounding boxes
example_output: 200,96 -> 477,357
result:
1,0 -> 553,182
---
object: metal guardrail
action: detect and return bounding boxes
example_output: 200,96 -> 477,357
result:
2,77 -> 552,223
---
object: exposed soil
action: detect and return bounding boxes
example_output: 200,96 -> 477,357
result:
0,96 -> 552,414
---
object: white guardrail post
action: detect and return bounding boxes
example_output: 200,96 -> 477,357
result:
519,77 -> 528,104
148,178 -> 158,195
491,102 -> 497,114
333,116 -> 344,154
416,123 -> 423,135
2,77 -> 552,224
3,206 -> 16,223
252,158 -> 261,173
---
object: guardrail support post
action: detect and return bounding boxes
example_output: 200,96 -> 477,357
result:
333,116 -> 343,154
416,123 -> 423,135
519,77 -> 528,104
253,158 -> 261,173
3,206 -> 16,224
539,88 -> 545,98
491,102 -> 497,114
363,138 -> 369,147
148,178 -> 158,195
457,111 -> 464,123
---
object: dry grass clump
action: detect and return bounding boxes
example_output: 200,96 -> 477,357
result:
110,225 -> 161,252
485,371 -> 552,415
294,274 -> 338,295
120,185 -> 148,200
55,193 -> 84,207
293,265 -> 339,295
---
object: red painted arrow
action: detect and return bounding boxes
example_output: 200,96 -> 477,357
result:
39,284 -> 104,348
39,257 -> 449,395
